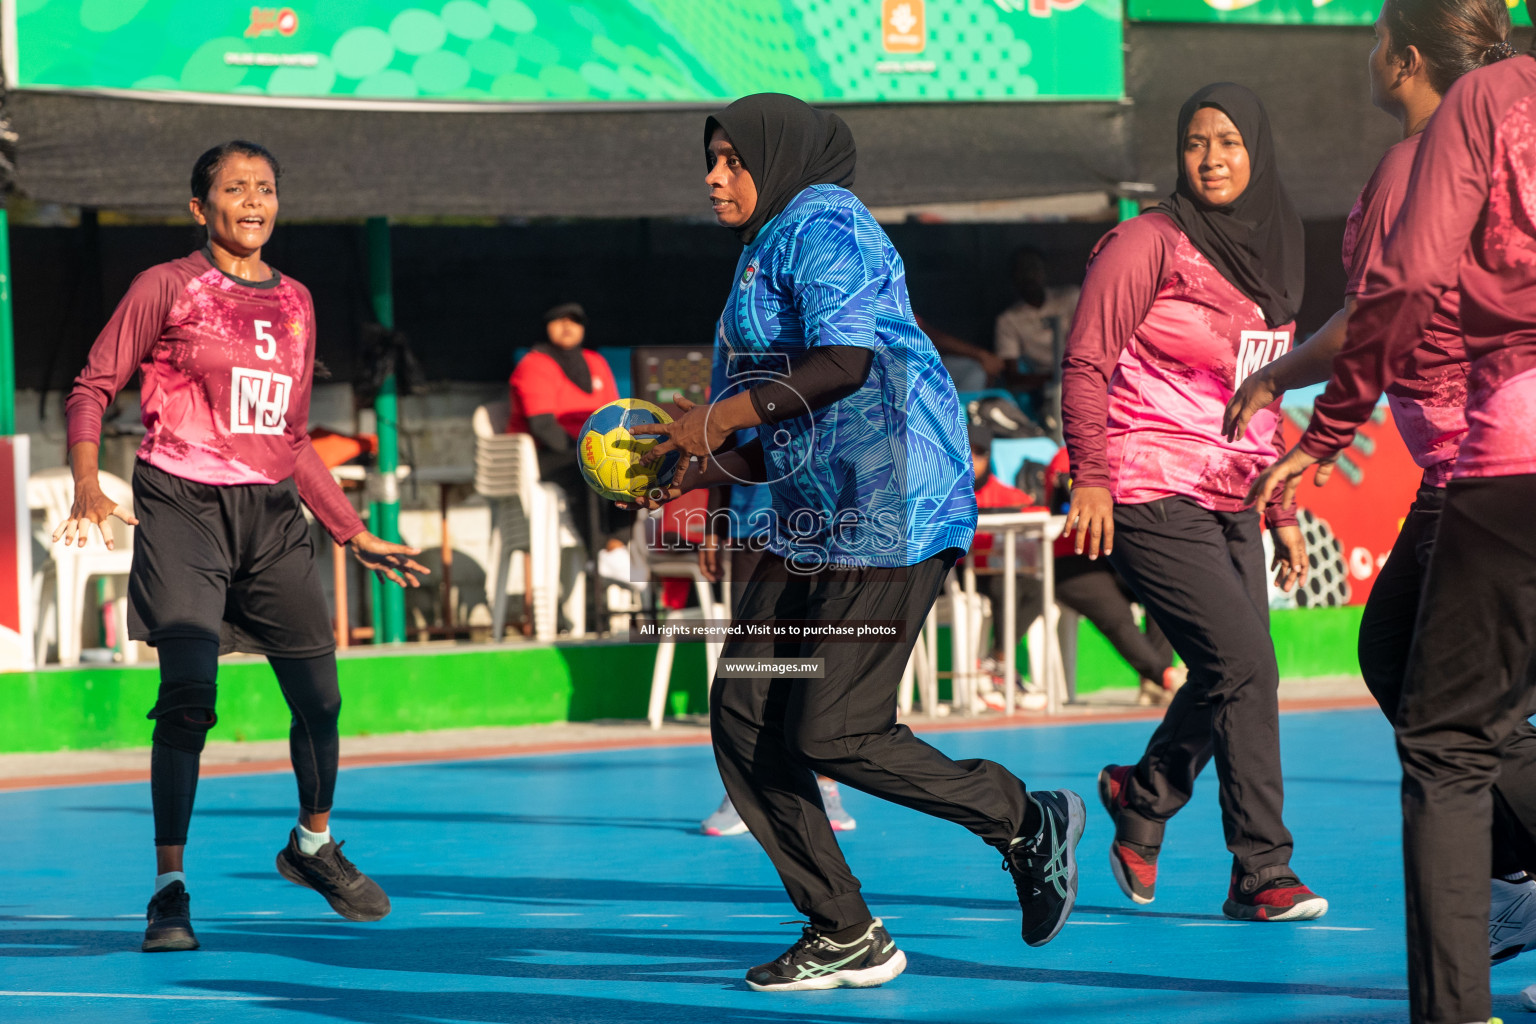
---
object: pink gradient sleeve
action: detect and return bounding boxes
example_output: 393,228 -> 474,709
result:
285,293 -> 365,545
1061,217 -> 1172,491
64,266 -> 180,449
1300,78 -> 1490,463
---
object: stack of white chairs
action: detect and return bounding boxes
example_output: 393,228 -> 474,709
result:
28,466 -> 138,666
472,401 -> 584,642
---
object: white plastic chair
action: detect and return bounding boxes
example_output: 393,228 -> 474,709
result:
28,467 -> 137,666
473,401 -> 585,642
644,552 -> 726,729
898,605 -> 941,717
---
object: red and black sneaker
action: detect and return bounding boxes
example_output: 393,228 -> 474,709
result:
1098,764 -> 1132,812
1099,765 -> 1158,904
1223,871 -> 1329,922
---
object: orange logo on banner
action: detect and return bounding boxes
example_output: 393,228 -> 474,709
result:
882,0 -> 926,53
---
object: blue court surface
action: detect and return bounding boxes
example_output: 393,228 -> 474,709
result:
4,708 -> 1528,1024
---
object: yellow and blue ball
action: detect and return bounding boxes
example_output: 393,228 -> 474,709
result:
577,398 -> 681,503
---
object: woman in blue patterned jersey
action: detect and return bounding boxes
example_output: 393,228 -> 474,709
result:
631,93 -> 1085,992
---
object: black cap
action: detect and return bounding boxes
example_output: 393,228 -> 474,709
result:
543,302 -> 586,325
967,420 -> 992,455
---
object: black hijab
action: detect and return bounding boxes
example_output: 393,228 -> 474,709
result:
1153,83 -> 1303,328
705,93 -> 857,246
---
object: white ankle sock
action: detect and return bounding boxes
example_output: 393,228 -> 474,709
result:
154,870 -> 186,896
296,822 -> 332,856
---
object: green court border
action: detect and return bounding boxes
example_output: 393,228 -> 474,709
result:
0,606 -> 1362,753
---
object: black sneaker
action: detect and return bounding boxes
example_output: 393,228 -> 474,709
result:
142,880 -> 199,952
1003,789 -> 1086,947
275,829 -> 391,922
744,918 -> 906,992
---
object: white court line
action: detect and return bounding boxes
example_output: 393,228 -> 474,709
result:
422,912 -> 483,916
947,917 -> 1008,922
113,914 -> 142,919
729,915 -> 783,918
521,913 -> 580,917
1299,926 -> 1371,931
20,915 -> 72,919
1178,922 -> 1247,927
1067,921 -> 1121,925
623,914 -> 682,918
223,912 -> 282,916
0,992 -> 332,1003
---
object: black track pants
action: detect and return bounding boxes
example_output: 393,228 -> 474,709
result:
1358,480 -> 1536,879
710,551 -> 1032,932
150,640 -> 342,847
1395,474 -> 1536,1024
1106,498 -> 1295,885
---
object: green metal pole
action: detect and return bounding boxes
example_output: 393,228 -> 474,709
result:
0,209 -> 15,436
367,216 -> 406,644
1117,196 -> 1140,222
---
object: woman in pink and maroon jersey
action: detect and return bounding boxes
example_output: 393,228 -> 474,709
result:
1250,44 -> 1536,1024
1225,0 -> 1536,967
57,141 -> 427,954
1061,82 -> 1327,922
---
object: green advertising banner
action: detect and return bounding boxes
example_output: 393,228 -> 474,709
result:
3,0 -> 1123,106
1129,0 -> 1530,25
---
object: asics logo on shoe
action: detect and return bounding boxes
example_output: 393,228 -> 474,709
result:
1034,813 -> 1071,899
794,945 -> 870,979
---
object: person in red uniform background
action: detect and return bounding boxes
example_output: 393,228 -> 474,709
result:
508,303 -> 633,564
57,141 -> 427,954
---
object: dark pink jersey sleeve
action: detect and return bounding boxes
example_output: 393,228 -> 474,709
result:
64,265 -> 182,448
284,290 -> 364,545
1266,419 -> 1297,530
1343,138 -> 1417,297
293,443 -> 365,545
1061,217 -> 1173,491
1300,77 -> 1491,462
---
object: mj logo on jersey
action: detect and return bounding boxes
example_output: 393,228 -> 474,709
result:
231,367 -> 293,435
1236,330 -> 1292,384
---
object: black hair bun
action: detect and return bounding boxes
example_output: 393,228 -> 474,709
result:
1485,40 -> 1520,63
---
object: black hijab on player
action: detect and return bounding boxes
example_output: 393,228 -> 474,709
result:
1154,82 -> 1304,328
705,92 -> 857,245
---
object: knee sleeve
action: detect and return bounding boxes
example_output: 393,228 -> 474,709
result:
147,637 -> 219,754
151,702 -> 218,754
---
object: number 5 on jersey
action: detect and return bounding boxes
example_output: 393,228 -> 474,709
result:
254,320 -> 277,360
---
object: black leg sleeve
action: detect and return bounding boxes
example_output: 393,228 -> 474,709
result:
149,637 -> 221,847
270,653 -> 343,816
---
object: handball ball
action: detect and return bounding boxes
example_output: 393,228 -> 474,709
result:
578,398 -> 681,503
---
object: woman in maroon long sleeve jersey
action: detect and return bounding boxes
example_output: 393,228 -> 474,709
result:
1229,0 -> 1536,974
56,141 -> 427,954
1252,51 -> 1536,1024
1061,83 -> 1326,923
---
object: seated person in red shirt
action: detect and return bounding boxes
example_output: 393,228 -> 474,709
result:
508,303 -> 634,565
970,424 -> 1184,704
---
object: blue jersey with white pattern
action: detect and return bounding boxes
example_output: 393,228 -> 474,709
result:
712,184 -> 976,569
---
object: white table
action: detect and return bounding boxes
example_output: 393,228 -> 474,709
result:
965,510 -> 1069,715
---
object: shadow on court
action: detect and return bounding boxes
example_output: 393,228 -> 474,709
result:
0,920 -> 1409,1006
176,979 -> 988,1024
65,805 -> 705,835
